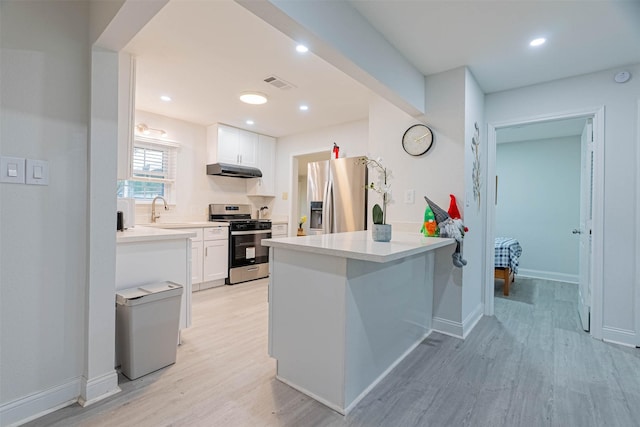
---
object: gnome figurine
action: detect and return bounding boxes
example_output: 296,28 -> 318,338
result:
424,195 -> 468,268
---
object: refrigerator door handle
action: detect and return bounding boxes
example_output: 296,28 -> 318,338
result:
322,179 -> 333,234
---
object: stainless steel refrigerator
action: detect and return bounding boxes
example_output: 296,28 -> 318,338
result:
307,157 -> 368,234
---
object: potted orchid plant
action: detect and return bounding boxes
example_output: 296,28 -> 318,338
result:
359,156 -> 392,242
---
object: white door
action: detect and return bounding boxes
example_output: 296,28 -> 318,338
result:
577,120 -> 594,331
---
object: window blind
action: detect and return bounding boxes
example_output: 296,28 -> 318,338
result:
131,138 -> 178,183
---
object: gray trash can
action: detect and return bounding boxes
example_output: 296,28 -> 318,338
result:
116,281 -> 183,380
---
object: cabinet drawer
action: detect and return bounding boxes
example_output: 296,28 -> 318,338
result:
182,227 -> 203,242
204,226 -> 228,241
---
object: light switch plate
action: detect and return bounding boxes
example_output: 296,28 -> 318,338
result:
26,159 -> 49,185
0,156 -> 26,184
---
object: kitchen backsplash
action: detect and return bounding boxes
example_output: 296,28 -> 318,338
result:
134,199 -> 277,224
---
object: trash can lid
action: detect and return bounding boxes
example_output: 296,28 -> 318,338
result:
116,281 -> 183,306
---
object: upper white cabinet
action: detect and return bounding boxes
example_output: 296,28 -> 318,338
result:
247,134 -> 276,196
208,123 -> 257,167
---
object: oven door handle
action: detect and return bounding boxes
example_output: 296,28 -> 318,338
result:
231,230 -> 272,236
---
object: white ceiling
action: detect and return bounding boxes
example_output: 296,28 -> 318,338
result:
124,0 -> 372,138
125,0 -> 640,138
350,0 -> 640,93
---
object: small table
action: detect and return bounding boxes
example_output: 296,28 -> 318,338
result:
494,237 -> 522,296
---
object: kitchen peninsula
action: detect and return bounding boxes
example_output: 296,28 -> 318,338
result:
263,231 -> 455,415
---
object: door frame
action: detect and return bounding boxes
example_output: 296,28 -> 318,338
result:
484,106 -> 605,340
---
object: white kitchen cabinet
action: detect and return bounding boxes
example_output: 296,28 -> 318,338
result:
203,227 -> 228,282
160,225 -> 228,291
247,134 -> 276,196
216,125 -> 240,164
209,123 -> 258,167
237,129 -> 258,166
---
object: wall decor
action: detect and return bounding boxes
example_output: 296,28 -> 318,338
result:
472,122 -> 481,211
401,124 -> 433,156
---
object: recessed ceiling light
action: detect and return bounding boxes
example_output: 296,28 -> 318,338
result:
160,95 -> 172,102
529,38 -> 546,47
299,105 -> 309,111
296,44 -> 309,53
239,92 -> 268,105
246,120 -> 254,125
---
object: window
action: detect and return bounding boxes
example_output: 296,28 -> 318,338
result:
117,136 -> 179,202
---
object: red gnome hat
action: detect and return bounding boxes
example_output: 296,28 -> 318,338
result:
448,194 -> 469,232
448,194 -> 462,219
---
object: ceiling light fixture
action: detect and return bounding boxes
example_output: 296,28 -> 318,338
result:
136,123 -> 167,137
160,95 -> 172,102
239,92 -> 268,105
246,120 -> 255,125
529,37 -> 546,47
299,105 -> 309,111
296,44 -> 309,53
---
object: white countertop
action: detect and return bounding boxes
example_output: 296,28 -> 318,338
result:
263,230 -> 455,263
137,221 -> 230,229
117,226 -> 197,244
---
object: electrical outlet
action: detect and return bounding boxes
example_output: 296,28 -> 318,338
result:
404,189 -> 415,204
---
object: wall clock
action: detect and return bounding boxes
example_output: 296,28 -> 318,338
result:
402,124 -> 433,156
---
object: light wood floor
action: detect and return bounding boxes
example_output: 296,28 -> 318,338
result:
26,277 -> 640,427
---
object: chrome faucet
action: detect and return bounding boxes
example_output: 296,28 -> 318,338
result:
151,196 -> 168,223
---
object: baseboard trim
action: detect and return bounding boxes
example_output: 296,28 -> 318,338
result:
0,377 -> 81,427
432,316 -> 463,339
275,330 -> 432,415
344,330 -> 431,414
462,303 -> 484,339
79,370 -> 120,407
602,326 -> 637,347
518,268 -> 578,284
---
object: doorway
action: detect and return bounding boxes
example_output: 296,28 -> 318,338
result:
289,151 -> 331,236
485,108 -> 605,339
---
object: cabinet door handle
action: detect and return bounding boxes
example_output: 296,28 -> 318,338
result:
205,247 -> 208,256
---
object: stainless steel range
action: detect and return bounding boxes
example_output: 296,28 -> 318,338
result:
209,204 -> 271,285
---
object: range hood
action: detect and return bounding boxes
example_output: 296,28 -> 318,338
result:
206,163 -> 262,178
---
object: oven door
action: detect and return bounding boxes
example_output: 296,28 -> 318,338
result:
230,229 -> 271,268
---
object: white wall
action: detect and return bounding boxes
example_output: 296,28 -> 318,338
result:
461,68 -> 485,330
1,0 -> 89,411
486,63 -> 640,345
496,136 -> 581,281
419,67 -> 466,332
133,111 -> 268,222
273,119 -> 368,230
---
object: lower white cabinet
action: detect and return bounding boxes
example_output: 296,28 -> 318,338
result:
203,228 -> 228,282
172,226 -> 228,290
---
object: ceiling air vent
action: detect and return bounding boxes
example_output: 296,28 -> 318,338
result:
263,75 -> 296,90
